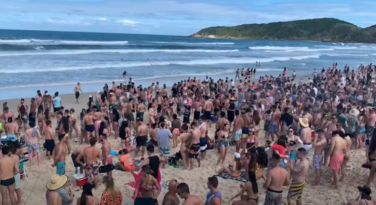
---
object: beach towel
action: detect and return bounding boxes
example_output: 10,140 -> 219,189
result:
216,171 -> 247,182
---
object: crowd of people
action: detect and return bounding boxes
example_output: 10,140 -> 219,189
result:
0,63 -> 376,205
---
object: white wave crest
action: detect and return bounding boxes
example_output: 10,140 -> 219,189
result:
0,39 -> 129,45
0,54 -> 320,74
0,49 -> 240,57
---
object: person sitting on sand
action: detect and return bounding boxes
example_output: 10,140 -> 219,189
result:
229,176 -> 259,205
216,152 -> 243,177
115,149 -> 136,173
347,186 -> 374,205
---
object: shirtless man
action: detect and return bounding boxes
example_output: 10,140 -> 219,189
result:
263,153 -> 290,205
366,108 -> 376,139
0,146 -> 18,205
93,110 -> 103,140
83,109 -> 96,143
134,118 -> 148,158
29,98 -> 37,122
101,134 -> 112,177
125,99 -> 135,131
287,148 -> 309,205
203,96 -> 213,127
52,134 -> 67,175
312,129 -> 327,185
179,124 -> 190,169
188,122 -> 201,169
5,118 -> 19,143
269,106 -> 279,141
8,146 -> 21,205
17,99 -> 28,131
328,130 -> 347,189
71,143 -> 89,174
74,82 -> 82,103
324,115 -> 338,166
299,118 -> 312,154
42,91 -> 52,113
176,183 -> 202,205
44,120 -> 56,160
233,110 -> 244,152
162,180 -> 180,205
77,137 -> 101,188
25,121 -> 41,167
340,131 -> 352,182
198,116 -> 208,161
136,101 -> 147,122
192,98 -> 201,124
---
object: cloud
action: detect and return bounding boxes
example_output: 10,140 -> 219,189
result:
97,17 -> 107,21
117,19 -> 139,26
45,18 -> 92,25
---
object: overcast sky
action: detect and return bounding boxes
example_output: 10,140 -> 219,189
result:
0,0 -> 375,35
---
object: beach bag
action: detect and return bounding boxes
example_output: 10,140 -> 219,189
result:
99,164 -> 115,173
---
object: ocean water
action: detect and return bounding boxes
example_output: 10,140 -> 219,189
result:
0,29 -> 375,100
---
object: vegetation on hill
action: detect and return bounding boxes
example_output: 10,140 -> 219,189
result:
191,18 -> 376,43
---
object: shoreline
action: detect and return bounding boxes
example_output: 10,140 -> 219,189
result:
1,69 -> 311,101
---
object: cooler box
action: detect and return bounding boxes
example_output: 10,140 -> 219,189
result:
73,174 -> 87,187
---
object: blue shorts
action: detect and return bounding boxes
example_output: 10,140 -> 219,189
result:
159,147 -> 170,156
289,151 -> 297,160
220,141 -> 229,148
268,122 -> 277,133
233,129 -> 242,141
56,161 -> 66,176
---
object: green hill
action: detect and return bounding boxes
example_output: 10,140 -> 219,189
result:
191,18 -> 376,43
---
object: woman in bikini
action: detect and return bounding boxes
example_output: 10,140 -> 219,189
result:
119,120 -> 131,150
37,106 -> 45,135
80,109 -> 86,144
148,102 -> 157,128
216,123 -> 230,165
179,123 -> 190,169
134,165 -> 161,201
216,154 -> 242,178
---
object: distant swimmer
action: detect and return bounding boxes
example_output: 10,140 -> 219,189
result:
146,59 -> 153,65
122,71 -> 127,80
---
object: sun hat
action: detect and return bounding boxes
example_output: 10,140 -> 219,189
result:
299,118 -> 309,128
46,175 -> 68,190
349,108 -> 360,116
358,185 -> 372,195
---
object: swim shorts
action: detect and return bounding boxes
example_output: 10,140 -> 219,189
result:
56,161 -> 66,176
27,141 -> 40,154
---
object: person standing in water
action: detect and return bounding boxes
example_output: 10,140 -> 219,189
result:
74,82 -> 82,103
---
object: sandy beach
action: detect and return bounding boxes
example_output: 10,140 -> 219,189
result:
0,82 -> 374,205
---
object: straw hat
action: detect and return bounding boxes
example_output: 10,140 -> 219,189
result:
349,108 -> 360,116
299,118 -> 309,128
46,175 -> 68,190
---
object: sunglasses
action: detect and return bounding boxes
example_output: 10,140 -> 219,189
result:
288,130 -> 293,133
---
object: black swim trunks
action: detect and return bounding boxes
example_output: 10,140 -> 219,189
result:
189,143 -> 200,159
194,111 -> 200,120
75,92 -> 80,99
1,177 -> 15,186
204,111 -> 211,121
45,139 -> 55,154
136,136 -> 148,147
85,125 -> 95,132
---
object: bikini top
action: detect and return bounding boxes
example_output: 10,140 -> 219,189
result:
222,135 -> 228,139
141,184 -> 154,191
